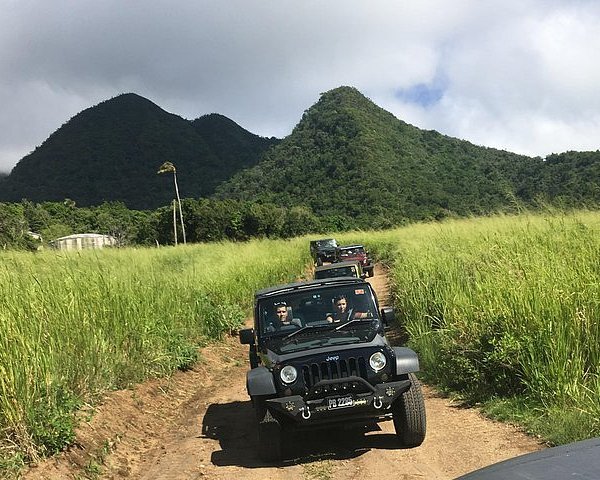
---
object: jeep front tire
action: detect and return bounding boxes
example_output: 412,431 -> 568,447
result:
392,373 -> 426,447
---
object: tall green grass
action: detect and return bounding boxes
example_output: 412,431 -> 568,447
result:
0,238 -> 310,467
356,210 -> 600,444
3,211 -> 598,468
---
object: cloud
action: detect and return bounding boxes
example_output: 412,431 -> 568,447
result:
1,0 -> 599,172
372,1 -> 600,156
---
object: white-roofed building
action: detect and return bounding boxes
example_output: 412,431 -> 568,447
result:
49,233 -> 117,251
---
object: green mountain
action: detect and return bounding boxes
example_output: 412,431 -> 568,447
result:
216,87 -> 599,226
0,94 -> 277,209
1,87 -> 598,222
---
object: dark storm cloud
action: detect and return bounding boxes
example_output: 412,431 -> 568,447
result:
1,0 -> 599,173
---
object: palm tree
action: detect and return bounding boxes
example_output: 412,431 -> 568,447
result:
157,161 -> 186,245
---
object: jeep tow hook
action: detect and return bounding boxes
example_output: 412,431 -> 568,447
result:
301,406 -> 312,419
373,396 -> 383,409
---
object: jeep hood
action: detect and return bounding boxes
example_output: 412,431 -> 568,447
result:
263,333 -> 388,364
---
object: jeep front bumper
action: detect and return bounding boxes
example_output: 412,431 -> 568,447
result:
266,376 -> 411,424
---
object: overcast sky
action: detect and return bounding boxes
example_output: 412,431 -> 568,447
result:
1,0 -> 600,173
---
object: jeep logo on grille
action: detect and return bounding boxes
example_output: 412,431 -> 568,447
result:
326,355 -> 340,361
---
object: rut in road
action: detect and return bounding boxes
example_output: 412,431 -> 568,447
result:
24,264 -> 544,480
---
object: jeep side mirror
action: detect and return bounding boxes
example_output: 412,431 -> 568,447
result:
381,307 -> 395,325
239,328 -> 255,345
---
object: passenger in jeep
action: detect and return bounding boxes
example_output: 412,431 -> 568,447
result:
326,294 -> 368,323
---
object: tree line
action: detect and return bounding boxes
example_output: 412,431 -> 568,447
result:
2,192 -> 599,252
0,199 -> 330,250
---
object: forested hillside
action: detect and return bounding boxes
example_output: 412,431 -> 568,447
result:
0,86 -> 598,245
0,94 -> 277,209
217,86 -> 599,227
535,151 -> 600,204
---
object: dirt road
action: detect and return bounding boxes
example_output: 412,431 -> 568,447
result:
24,265 -> 543,480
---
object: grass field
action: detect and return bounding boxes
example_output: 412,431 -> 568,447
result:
339,210 -> 600,444
2,209 -> 599,473
0,238 -> 310,469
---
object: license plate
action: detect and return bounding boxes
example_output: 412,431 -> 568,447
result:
328,396 -> 353,410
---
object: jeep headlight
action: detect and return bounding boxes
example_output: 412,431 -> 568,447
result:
280,365 -> 298,384
369,352 -> 387,372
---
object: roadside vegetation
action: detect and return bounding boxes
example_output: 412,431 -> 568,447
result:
344,209 -> 600,445
0,239 -> 310,473
2,209 -> 599,475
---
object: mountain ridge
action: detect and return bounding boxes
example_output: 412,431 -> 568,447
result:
0,93 -> 277,209
1,86 -> 598,222
216,86 -> 549,225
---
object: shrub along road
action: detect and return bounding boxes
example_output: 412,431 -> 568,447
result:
24,265 -> 544,480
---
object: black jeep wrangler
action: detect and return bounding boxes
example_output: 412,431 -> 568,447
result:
309,238 -> 338,266
239,277 -> 426,461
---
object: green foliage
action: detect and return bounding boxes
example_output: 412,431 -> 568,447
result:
536,151 -> 600,205
29,387 -> 80,456
0,238 -> 310,466
217,87 -> 600,227
482,397 -> 597,446
0,203 -> 27,247
0,452 -> 25,478
164,333 -> 199,371
40,223 -> 72,243
0,203 -> 40,250
216,87 -> 537,225
155,198 -> 322,244
0,197 -> 327,250
361,210 -> 600,444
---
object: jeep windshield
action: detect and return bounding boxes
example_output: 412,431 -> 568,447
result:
338,247 -> 365,257
316,239 -> 337,249
257,284 -> 380,354
314,265 -> 359,279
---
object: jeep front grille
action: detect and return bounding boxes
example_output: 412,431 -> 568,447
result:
302,357 -> 369,389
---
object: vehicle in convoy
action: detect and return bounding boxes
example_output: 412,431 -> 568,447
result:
239,277 -> 426,461
334,244 -> 374,277
456,437 -> 600,479
309,238 -> 338,266
314,260 -> 366,280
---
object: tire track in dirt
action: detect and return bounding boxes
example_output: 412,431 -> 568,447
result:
23,265 -> 544,479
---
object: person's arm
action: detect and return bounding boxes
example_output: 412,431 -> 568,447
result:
350,309 -> 369,319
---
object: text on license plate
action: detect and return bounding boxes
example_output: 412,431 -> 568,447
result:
328,396 -> 353,409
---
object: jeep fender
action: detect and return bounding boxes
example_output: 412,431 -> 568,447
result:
246,366 -> 277,396
392,347 -> 420,375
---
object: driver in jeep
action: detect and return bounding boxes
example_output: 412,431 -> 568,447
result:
267,302 -> 302,331
239,278 -> 427,462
